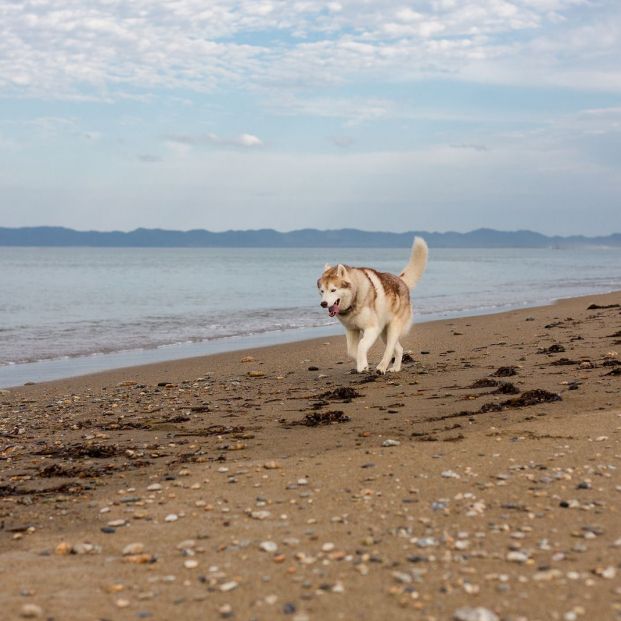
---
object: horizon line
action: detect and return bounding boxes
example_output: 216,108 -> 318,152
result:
2,225 -> 620,238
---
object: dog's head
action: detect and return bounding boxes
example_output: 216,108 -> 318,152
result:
317,264 -> 353,317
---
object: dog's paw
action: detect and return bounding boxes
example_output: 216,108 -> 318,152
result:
356,365 -> 369,374
387,365 -> 401,373
375,363 -> 388,375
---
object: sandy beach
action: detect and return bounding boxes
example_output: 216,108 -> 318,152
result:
1,292 -> 620,621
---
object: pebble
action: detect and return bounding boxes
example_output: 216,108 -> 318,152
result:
122,543 -> 145,556
184,559 -> 199,569
453,607 -> 499,621
147,483 -> 162,491
71,543 -> 100,555
251,510 -> 271,520
506,551 -> 529,563
442,470 -> 461,479
107,519 -> 127,527
164,514 -> 179,522
382,439 -> 400,447
54,542 -> 72,556
260,541 -> 278,553
19,604 -> 43,619
220,581 -> 239,592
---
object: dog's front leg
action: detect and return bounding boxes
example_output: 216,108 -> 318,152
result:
345,329 -> 360,360
356,327 -> 380,373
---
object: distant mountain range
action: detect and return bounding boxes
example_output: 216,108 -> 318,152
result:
1,226 -> 620,248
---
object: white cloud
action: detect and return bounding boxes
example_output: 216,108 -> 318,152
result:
166,132 -> 264,148
0,0 -> 617,102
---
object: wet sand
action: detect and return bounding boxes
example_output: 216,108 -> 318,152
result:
1,292 -> 620,621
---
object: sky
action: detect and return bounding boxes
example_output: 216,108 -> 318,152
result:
0,0 -> 620,236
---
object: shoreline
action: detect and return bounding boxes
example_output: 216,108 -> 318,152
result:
2,291 -> 617,389
1,290 -> 620,620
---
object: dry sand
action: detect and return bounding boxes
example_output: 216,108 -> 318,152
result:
1,292 -> 620,621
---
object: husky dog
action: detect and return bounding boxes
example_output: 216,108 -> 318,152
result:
317,238 -> 428,374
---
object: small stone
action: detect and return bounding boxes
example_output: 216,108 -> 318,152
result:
251,510 -> 271,520
71,543 -> 100,555
147,483 -> 162,491
453,607 -> 499,621
260,541 -> 278,553
241,356 -> 255,363
322,542 -> 335,552
263,461 -> 281,470
184,559 -> 199,569
219,604 -> 233,618
220,581 -> 238,592
164,514 -> 178,522
247,371 -> 265,377
54,542 -> 72,556
107,519 -> 127,527
594,566 -> 616,579
382,439 -> 400,447
125,554 -> 155,564
122,543 -> 145,556
442,470 -> 460,479
20,604 -> 43,618
116,599 -> 130,608
506,551 -> 529,563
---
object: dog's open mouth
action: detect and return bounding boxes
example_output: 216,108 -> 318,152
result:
328,299 -> 340,317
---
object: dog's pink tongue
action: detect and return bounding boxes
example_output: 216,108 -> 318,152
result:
328,304 -> 340,317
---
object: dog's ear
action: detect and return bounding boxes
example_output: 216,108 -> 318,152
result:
336,264 -> 347,278
324,263 -> 332,271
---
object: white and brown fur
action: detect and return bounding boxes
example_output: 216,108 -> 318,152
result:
317,237 -> 428,374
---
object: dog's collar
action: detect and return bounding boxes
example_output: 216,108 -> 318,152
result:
338,304 -> 354,316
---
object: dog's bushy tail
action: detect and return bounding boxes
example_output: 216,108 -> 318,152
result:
399,237 -> 428,289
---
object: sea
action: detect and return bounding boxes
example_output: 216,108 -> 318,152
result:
1,246 -> 620,387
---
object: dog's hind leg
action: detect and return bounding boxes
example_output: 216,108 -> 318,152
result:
376,323 -> 401,374
346,329 -> 361,360
356,326 -> 380,373
389,341 -> 404,372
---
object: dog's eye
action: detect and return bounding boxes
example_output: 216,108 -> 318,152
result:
330,288 -> 336,293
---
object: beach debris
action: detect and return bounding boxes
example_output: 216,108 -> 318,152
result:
294,411 -> 351,426
480,389 -> 561,412
469,378 -> 498,388
240,356 -> 255,362
538,343 -> 566,354
491,366 -> 518,377
587,303 -> 619,309
550,358 -> 578,366
319,386 -> 361,401
247,371 -> 265,378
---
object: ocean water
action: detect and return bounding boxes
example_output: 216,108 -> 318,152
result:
1,246 -> 620,386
